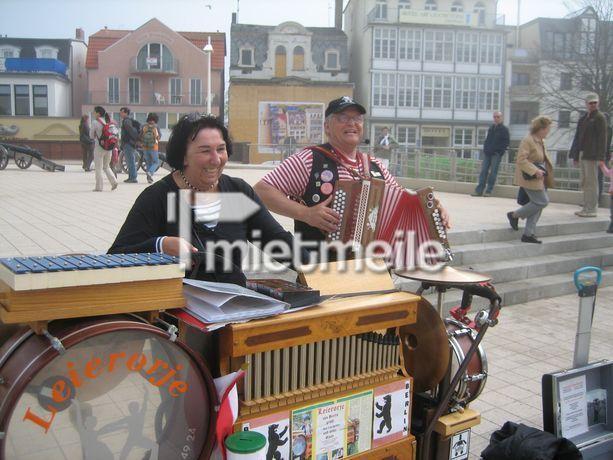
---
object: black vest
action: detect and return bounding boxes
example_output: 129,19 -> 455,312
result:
294,144 -> 384,249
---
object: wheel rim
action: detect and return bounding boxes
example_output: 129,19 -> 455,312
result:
15,154 -> 32,169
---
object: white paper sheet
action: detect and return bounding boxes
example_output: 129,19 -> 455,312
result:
559,375 -> 589,438
182,279 -> 289,323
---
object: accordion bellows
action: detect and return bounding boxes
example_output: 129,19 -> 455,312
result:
327,179 -> 453,267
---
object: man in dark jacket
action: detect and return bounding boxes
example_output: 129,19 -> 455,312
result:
570,94 -> 607,217
120,107 -> 140,183
472,111 -> 510,197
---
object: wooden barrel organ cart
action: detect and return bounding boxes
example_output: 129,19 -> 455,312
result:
0,254 -> 500,459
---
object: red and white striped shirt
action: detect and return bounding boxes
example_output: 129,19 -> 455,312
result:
261,147 -> 400,200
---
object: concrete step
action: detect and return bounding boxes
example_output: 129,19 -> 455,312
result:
451,232 -> 613,266
448,219 -> 609,246
398,268 -> 613,311
461,247 -> 613,284
394,247 -> 613,292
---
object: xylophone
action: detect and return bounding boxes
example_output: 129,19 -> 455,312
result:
0,253 -> 182,290
328,180 -> 453,266
0,253 -> 185,323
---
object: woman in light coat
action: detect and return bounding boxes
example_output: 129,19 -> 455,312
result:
506,116 -> 555,243
90,105 -> 118,192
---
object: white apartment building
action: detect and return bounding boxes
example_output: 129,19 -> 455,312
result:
507,7 -> 610,157
0,32 -> 87,117
344,0 -> 506,156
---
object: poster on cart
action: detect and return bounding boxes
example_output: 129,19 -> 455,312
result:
241,411 -> 291,460
372,379 -> 411,449
291,390 -> 373,459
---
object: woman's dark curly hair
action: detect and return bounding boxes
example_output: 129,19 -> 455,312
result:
166,113 -> 232,170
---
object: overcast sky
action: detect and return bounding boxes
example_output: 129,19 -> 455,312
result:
2,0 -> 573,41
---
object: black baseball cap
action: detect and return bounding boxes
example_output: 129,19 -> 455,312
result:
325,96 -> 366,118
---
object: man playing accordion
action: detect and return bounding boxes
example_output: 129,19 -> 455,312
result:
254,96 -> 451,264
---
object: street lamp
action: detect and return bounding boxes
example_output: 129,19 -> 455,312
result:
203,36 -> 213,114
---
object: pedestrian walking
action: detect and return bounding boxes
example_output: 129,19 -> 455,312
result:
506,116 -> 554,243
90,106 -> 118,192
119,107 -> 140,183
472,112 -> 510,197
79,114 -> 94,171
141,113 -> 161,184
598,160 -> 613,233
570,94 -> 607,217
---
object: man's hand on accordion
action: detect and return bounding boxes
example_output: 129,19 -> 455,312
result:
300,194 -> 341,233
436,200 -> 452,229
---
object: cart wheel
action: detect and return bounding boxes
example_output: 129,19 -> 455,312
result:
118,151 -> 129,174
0,146 -> 8,170
138,151 -> 148,171
15,153 -> 33,169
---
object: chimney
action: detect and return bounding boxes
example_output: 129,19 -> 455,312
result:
75,28 -> 84,41
232,12 -> 237,24
335,0 -> 343,29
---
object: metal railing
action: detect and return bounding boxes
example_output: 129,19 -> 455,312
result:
388,146 -> 585,190
129,56 -> 179,74
86,90 -> 205,107
241,142 -> 603,192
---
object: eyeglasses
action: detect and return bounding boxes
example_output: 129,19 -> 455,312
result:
334,114 -> 364,124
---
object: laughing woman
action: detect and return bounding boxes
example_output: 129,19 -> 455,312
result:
108,114 -> 304,285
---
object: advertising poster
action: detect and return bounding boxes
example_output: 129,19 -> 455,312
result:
372,379 -> 411,449
241,411 -> 291,460
291,390 -> 373,459
258,102 -> 324,153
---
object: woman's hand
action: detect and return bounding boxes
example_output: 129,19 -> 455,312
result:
162,236 -> 198,257
534,168 -> 545,179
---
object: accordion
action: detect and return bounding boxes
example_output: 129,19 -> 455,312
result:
327,179 -> 453,267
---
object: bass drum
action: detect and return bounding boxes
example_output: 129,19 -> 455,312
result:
445,318 -> 488,406
0,314 -> 217,460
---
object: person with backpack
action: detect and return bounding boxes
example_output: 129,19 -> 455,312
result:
120,107 -> 140,183
90,106 -> 118,192
141,113 -> 161,184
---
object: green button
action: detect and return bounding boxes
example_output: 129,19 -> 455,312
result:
225,430 -> 267,454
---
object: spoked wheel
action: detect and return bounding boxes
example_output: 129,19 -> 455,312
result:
0,146 -> 8,170
119,150 -> 147,174
14,153 -> 33,169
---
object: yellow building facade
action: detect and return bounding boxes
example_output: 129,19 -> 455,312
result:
228,81 -> 354,164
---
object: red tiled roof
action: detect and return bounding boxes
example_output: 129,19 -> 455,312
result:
177,32 -> 226,69
85,29 -> 130,69
85,27 -> 226,70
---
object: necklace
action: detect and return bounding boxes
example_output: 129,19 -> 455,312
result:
178,170 -> 217,192
330,147 -> 367,179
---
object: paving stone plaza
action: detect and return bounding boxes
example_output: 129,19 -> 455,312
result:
0,163 -> 611,459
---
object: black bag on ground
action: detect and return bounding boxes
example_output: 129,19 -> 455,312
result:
481,421 -> 582,460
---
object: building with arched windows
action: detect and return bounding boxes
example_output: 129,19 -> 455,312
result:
344,0 -> 506,158
228,17 -> 354,163
82,18 -> 225,139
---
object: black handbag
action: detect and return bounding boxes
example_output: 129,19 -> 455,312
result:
517,187 -> 529,206
521,162 -> 547,180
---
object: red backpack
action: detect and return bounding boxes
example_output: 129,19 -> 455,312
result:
97,118 -> 119,150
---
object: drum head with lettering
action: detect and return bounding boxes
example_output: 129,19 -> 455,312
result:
2,328 -> 214,460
